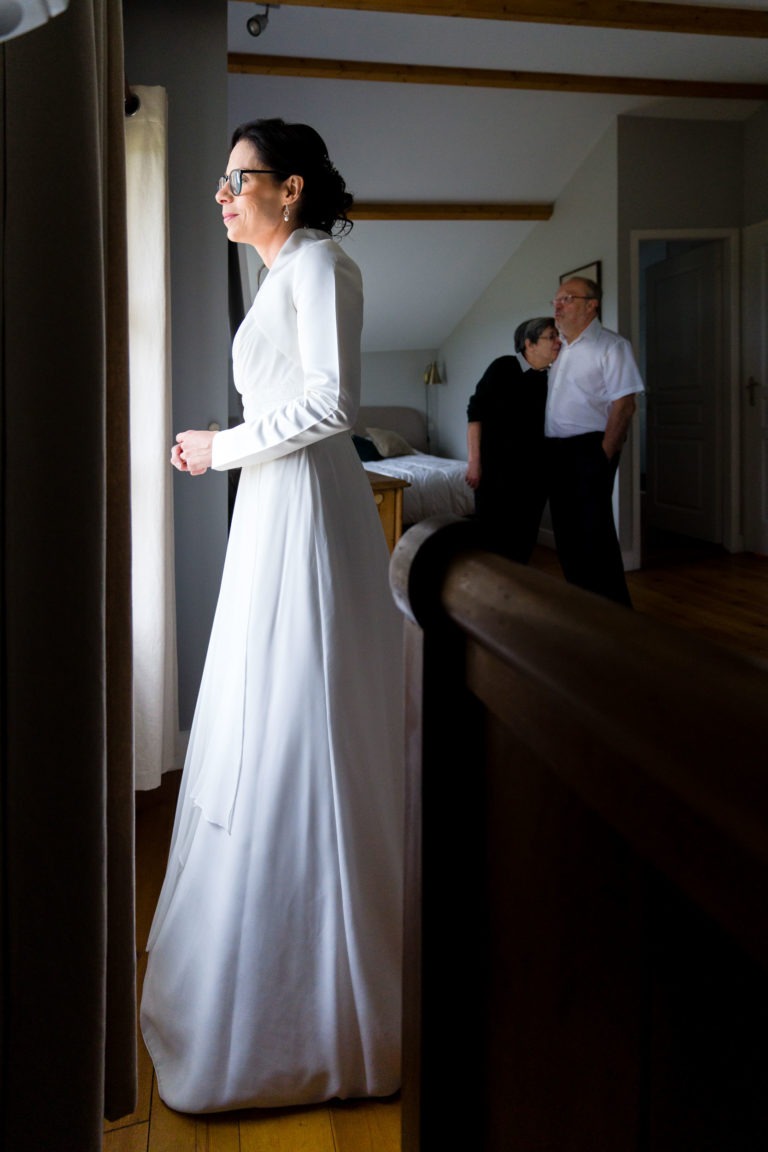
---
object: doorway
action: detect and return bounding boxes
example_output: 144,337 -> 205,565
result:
629,230 -> 741,568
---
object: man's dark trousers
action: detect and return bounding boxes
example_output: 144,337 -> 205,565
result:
547,431 -> 633,607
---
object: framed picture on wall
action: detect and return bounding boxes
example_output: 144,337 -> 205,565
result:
560,261 -> 601,317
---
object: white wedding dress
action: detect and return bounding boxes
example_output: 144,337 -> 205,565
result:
140,230 -> 404,1114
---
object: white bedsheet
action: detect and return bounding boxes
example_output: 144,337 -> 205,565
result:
364,453 -> 474,524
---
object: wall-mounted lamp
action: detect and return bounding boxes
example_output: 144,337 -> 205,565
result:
423,361 -> 443,451
247,4 -> 277,36
423,361 -> 443,387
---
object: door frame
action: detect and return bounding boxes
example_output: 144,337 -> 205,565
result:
742,219 -> 768,554
625,228 -> 742,569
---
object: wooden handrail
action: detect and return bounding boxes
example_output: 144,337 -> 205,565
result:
393,516 -> 768,960
392,516 -> 768,1151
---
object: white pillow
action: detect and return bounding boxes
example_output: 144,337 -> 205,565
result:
366,427 -> 415,458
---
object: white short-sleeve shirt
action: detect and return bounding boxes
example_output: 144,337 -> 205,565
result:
545,318 -> 644,438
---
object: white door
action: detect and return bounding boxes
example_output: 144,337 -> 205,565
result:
742,220 -> 768,555
645,242 -> 724,542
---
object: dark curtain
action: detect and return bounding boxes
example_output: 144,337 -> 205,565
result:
1,1 -> 137,1148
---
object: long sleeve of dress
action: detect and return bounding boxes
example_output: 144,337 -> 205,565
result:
211,234 -> 363,472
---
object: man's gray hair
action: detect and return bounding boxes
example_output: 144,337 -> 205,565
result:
571,276 -> 602,303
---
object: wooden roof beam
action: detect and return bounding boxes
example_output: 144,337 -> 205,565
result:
232,0 -> 768,39
229,52 -> 768,100
347,202 -> 554,219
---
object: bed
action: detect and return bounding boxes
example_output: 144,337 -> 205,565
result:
353,405 -> 474,526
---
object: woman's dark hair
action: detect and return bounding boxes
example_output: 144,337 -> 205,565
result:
231,118 -> 354,237
514,316 -> 556,354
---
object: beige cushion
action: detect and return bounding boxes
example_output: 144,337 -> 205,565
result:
366,427 -> 415,458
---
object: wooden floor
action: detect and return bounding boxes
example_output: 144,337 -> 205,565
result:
104,538 -> 768,1151
531,534 -> 768,664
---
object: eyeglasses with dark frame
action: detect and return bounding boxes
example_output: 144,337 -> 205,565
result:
550,294 -> 596,305
217,169 -> 279,196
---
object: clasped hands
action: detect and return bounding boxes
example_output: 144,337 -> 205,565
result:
171,430 -> 216,476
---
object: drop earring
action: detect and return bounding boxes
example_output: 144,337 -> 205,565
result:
283,205 -> 290,223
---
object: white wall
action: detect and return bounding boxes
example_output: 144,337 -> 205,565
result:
616,115 -> 743,333
437,124 -> 619,460
361,347 -> 441,443
124,0 -> 230,730
361,349 -> 436,407
744,103 -> 768,226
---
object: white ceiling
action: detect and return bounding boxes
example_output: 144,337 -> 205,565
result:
226,1 -> 768,351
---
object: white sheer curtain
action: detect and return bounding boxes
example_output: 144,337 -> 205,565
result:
126,86 -> 181,789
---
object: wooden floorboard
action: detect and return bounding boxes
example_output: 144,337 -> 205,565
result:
628,555 -> 768,663
108,541 -> 767,1150
530,540 -> 768,664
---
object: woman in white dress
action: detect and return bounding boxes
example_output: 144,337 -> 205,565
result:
140,119 -> 404,1114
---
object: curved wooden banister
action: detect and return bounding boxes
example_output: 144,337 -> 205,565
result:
393,516 -> 768,1151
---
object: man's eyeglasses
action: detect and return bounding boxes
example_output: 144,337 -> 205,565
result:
551,295 -> 596,305
217,169 -> 278,196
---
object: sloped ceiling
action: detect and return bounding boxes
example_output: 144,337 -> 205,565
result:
227,0 -> 768,350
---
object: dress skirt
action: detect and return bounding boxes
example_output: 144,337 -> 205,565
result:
140,431 -> 404,1113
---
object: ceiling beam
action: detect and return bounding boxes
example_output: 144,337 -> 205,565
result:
347,202 -> 554,219
233,0 -> 768,39
229,52 -> 768,100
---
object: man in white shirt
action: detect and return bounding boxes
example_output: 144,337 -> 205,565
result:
545,277 -> 644,606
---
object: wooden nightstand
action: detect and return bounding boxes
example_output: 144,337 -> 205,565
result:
367,471 -> 410,553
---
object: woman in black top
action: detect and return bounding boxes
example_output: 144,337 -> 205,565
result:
466,316 -> 560,562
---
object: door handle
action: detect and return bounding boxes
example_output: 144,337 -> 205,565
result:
746,377 -> 760,407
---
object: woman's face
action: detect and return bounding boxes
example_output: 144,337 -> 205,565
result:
215,139 -> 292,255
524,326 -> 561,370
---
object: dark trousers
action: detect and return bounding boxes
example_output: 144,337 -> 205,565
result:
474,470 -> 547,565
547,432 -> 632,607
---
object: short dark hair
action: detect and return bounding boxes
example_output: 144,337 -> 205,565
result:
514,316 -> 556,354
572,276 -> 602,304
231,118 -> 354,236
